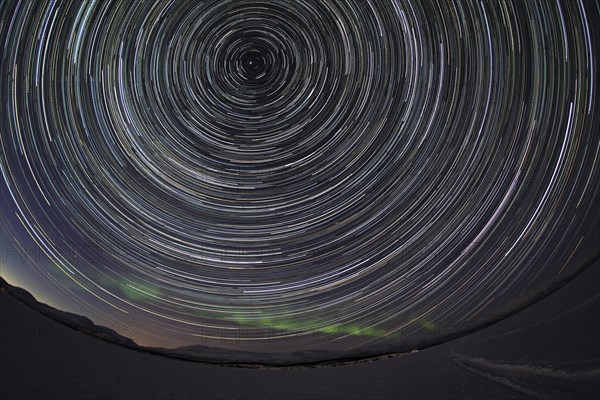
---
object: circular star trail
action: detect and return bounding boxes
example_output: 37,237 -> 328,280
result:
1,0 -> 598,360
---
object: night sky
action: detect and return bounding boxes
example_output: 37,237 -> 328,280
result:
1,0 -> 598,360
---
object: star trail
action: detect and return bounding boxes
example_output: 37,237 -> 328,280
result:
1,0 -> 598,360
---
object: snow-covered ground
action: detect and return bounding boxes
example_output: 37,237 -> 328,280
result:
1,259 -> 599,399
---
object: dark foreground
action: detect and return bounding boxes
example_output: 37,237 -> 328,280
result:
1,260 -> 599,400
